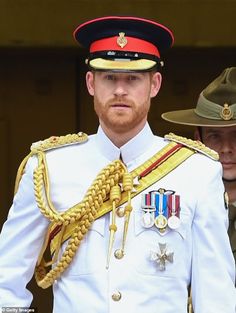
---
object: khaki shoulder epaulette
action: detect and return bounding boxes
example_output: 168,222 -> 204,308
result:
30,132 -> 88,153
164,132 -> 219,161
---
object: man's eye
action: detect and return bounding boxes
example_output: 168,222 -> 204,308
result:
128,75 -> 138,81
105,75 -> 115,80
207,134 -> 219,141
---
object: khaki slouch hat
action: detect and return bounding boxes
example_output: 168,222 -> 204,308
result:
162,67 -> 236,127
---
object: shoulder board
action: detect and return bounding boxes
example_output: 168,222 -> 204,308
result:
164,132 -> 219,161
30,132 -> 88,152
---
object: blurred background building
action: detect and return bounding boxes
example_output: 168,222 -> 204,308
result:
0,0 -> 236,310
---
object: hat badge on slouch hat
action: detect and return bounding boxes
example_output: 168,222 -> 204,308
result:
162,67 -> 236,127
73,16 -> 174,72
220,103 -> 233,120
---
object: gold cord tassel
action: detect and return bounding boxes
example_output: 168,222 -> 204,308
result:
106,185 -> 121,268
121,173 -> 133,254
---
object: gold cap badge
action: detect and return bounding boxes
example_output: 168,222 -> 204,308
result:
220,103 -> 233,120
117,32 -> 127,48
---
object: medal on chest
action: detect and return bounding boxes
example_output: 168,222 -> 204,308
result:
167,193 -> 181,230
141,188 -> 181,233
141,192 -> 156,228
150,242 -> 174,271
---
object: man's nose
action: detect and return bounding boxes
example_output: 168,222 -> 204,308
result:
113,82 -> 128,96
220,140 -> 233,154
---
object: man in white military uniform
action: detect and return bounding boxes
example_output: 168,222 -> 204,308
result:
0,16 -> 235,313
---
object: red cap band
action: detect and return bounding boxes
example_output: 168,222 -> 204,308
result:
90,36 -> 160,58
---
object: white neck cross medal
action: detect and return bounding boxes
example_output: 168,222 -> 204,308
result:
150,242 -> 174,271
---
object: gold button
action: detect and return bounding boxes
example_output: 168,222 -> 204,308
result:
116,206 -> 125,217
114,249 -> 124,259
112,291 -> 122,301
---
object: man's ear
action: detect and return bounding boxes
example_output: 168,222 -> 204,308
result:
86,71 -> 95,96
150,71 -> 162,98
194,128 -> 201,141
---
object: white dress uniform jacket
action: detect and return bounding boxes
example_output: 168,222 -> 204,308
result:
0,123 -> 235,313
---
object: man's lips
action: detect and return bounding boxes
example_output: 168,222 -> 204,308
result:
111,103 -> 130,107
110,103 -> 131,109
221,162 -> 236,169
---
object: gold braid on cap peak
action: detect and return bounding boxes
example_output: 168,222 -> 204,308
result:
164,133 -> 219,161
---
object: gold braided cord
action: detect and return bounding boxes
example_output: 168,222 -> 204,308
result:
34,151 -> 127,225
32,132 -> 90,222
14,152 -> 34,195
121,173 -> 133,254
106,185 -> 122,268
34,152 -> 64,223
34,157 -> 127,288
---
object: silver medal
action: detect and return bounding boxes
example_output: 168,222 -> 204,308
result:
141,212 -> 155,228
168,215 -> 181,229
